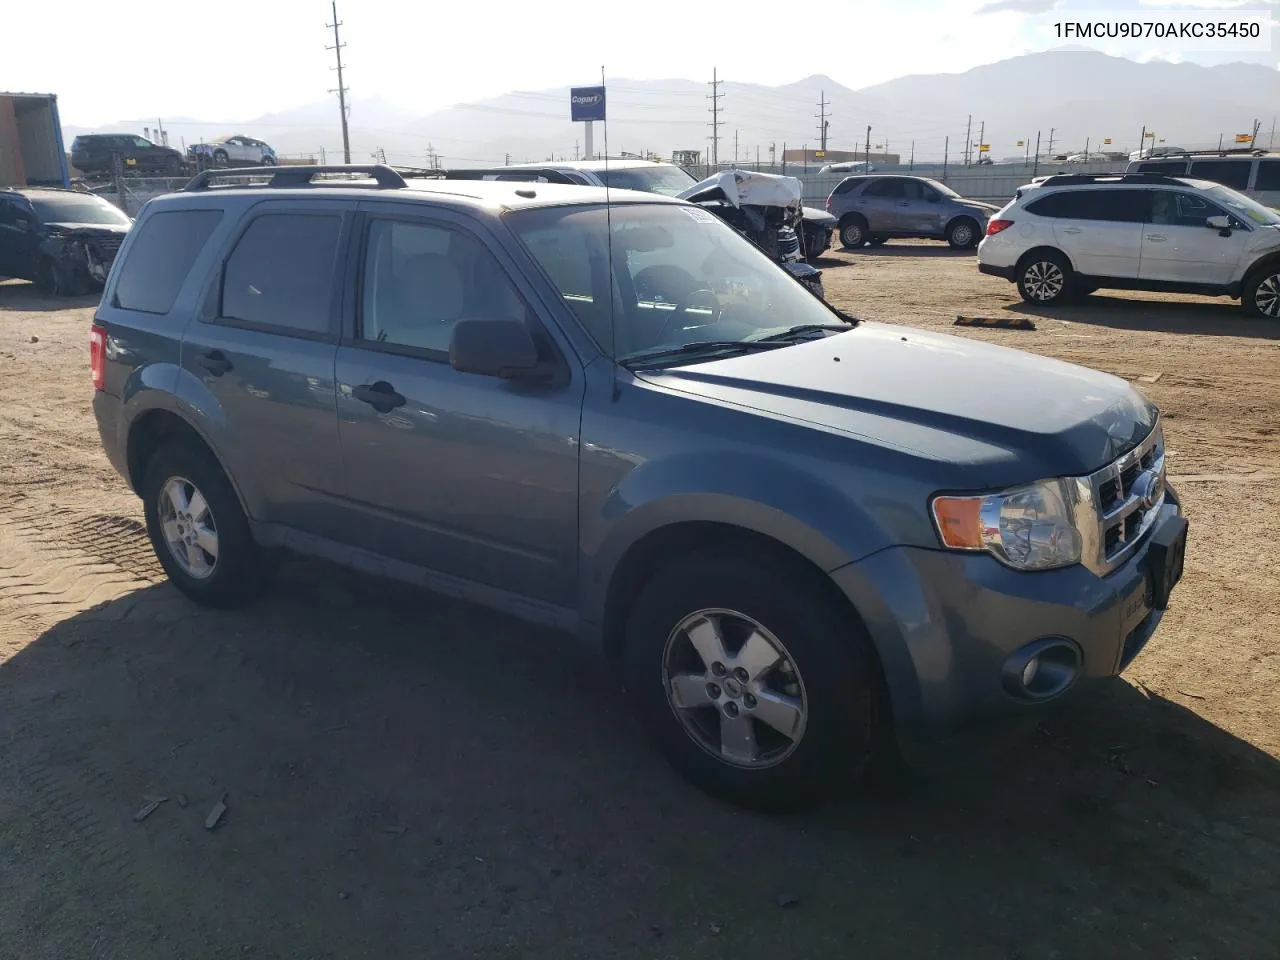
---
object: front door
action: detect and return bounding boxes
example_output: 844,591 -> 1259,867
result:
179,199 -> 351,537
858,177 -> 908,234
1139,189 -> 1254,286
0,197 -> 38,280
334,205 -> 583,607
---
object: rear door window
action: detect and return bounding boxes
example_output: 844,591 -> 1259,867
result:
1255,159 -> 1280,191
112,209 -> 223,315
864,179 -> 907,199
220,212 -> 343,336
1188,160 -> 1252,191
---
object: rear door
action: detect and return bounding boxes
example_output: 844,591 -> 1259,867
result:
332,203 -> 583,606
859,178 -> 908,233
1139,189 -> 1253,286
1035,188 -> 1146,278
178,199 -> 351,537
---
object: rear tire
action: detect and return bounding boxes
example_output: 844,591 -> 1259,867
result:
142,442 -> 276,609
839,218 -> 868,249
1016,250 -> 1073,305
213,149 -> 229,167
622,548 -> 883,812
1243,263 -> 1280,319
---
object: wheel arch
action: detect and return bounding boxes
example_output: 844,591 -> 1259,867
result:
1015,244 -> 1076,275
125,408 -> 252,518
944,213 -> 981,235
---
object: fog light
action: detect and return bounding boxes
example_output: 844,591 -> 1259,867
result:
1002,638 -> 1082,701
1021,657 -> 1040,688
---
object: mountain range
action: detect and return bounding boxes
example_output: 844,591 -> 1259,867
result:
63,50 -> 1280,168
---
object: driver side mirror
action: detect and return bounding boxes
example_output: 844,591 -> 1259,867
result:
448,317 -> 548,381
1206,215 -> 1232,235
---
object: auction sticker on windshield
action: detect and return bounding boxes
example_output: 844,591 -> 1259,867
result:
681,207 -> 718,223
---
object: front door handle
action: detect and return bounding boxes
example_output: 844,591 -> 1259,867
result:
353,380 -> 406,414
1061,227 -> 1083,235
197,350 -> 232,376
897,201 -> 911,207
1146,234 -> 1168,242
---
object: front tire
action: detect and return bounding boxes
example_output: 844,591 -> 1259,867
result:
1016,250 -> 1073,305
1243,263 -> 1280,318
142,443 -> 275,608
622,548 -> 882,812
946,218 -> 980,249
213,149 -> 229,167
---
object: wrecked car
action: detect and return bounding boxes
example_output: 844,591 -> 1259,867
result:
676,169 -> 826,300
441,159 -> 837,260
0,188 -> 132,295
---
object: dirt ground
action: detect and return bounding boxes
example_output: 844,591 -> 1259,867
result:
1,245 -> 1277,960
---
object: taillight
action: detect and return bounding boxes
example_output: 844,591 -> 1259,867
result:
90,323 -> 106,391
986,218 -> 1014,237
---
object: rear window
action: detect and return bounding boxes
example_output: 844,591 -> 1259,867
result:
1256,159 -> 1280,192
220,213 -> 343,336
1188,159 -> 1252,191
113,209 -> 223,315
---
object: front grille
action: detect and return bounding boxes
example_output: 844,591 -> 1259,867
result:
1073,421 -> 1167,577
776,226 -> 802,262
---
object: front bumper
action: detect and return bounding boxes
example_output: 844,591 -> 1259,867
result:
830,496 -> 1185,740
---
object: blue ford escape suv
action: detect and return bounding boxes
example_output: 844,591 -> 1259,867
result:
91,165 -> 1188,810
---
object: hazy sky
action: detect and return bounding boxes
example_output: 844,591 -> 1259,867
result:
5,0 -> 1277,126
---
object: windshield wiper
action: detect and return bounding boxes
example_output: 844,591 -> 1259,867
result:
619,339 -> 789,370
756,323 -> 850,342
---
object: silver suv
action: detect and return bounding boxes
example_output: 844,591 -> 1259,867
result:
825,175 -> 1001,250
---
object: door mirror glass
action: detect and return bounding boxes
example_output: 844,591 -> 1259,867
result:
448,317 -> 543,379
1205,215 -> 1231,231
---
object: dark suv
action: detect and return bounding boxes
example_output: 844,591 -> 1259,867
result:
0,188 -> 132,294
90,165 -> 1188,811
70,133 -> 186,177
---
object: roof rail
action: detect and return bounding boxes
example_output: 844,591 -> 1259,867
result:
1035,172 -> 1189,188
182,163 -> 407,192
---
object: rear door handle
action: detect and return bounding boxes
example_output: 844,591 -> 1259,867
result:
1146,234 -> 1167,242
197,350 -> 232,376
1061,227 -> 1083,235
352,381 -> 406,414
897,201 -> 911,207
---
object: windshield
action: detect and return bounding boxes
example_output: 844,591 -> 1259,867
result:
928,179 -> 962,199
595,166 -> 698,197
1204,184 -> 1280,226
29,195 -> 131,227
507,202 -> 844,364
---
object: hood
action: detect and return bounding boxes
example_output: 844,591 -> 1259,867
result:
636,322 -> 1157,485
961,200 -> 1002,216
679,169 -> 803,211
801,206 -> 837,225
43,221 -> 131,236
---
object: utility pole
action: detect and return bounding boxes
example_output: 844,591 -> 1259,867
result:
326,0 -> 352,164
1138,124 -> 1146,159
909,140 -> 914,170
1047,127 -> 1056,158
1270,115 -> 1276,150
816,90 -> 830,152
1250,117 -> 1261,150
964,114 -> 972,165
769,141 -> 776,170
976,121 -> 984,163
1033,130 -> 1041,177
156,118 -> 167,147
864,125 -> 871,166
942,136 -> 949,180
1025,136 -> 1030,166
707,67 -> 724,168
734,129 -> 739,164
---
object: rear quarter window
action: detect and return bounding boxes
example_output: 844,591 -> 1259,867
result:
1130,160 -> 1188,176
113,209 -> 223,315
1188,159 -> 1252,191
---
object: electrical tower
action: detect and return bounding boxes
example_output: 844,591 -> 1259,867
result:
816,90 -> 829,152
326,0 -> 352,164
707,67 -> 724,167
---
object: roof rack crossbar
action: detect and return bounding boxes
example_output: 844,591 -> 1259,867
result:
1035,172 -> 1190,187
182,163 -> 407,192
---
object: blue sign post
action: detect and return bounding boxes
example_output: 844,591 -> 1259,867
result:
571,85 -> 606,159
570,86 -> 606,122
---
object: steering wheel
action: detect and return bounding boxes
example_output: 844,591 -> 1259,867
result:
654,288 -> 721,342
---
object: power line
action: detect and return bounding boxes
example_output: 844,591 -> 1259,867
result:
707,67 -> 724,166
325,0 -> 351,164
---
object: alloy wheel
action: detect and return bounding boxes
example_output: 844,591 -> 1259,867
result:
662,608 -> 808,769
1255,273 -> 1280,317
157,475 -> 219,579
1024,261 -> 1065,301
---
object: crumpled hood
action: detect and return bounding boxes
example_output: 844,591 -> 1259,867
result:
636,322 -> 1157,486
43,221 -> 130,237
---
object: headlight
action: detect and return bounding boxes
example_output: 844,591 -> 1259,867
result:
931,478 -> 1082,571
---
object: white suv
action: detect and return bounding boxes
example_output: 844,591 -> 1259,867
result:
977,173 -> 1280,318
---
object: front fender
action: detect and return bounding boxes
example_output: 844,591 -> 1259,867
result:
580,449 -> 898,624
